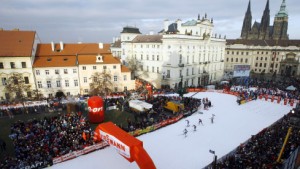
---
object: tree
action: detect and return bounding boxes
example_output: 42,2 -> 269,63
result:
126,57 -> 148,79
89,70 -> 113,97
5,72 -> 31,102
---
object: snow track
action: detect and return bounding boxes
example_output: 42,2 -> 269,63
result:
50,92 -> 292,169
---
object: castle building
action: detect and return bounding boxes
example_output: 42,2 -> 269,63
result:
111,14 -> 226,89
241,0 -> 288,40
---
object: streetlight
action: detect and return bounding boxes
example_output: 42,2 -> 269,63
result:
209,149 -> 217,169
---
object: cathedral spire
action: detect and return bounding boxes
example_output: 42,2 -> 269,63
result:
241,0 -> 252,39
259,0 -> 270,39
276,0 -> 288,17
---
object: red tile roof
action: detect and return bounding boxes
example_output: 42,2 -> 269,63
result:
121,65 -> 131,72
34,43 -> 120,67
0,30 -> 36,57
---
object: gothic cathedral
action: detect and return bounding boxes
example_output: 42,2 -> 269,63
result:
241,0 -> 288,40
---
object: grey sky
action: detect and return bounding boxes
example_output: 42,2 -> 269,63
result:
1,0 -> 299,43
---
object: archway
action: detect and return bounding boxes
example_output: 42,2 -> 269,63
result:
94,122 -> 156,169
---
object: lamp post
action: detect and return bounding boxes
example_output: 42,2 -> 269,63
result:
209,149 -> 217,169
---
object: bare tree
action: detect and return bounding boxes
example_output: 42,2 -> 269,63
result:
126,57 -> 148,79
89,70 -> 113,97
5,72 -> 31,103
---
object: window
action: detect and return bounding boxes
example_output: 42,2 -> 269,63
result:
10,62 -> 15,69
157,67 -> 159,73
179,54 -> 182,64
152,55 -> 155,60
1,78 -> 7,85
55,69 -> 60,74
241,52 -> 244,55
192,68 -> 194,75
36,70 -> 40,75
186,69 -> 189,76
261,57 -> 263,60
66,92 -> 70,96
21,62 -> 26,68
123,75 -> 127,81
114,87 -> 118,92
255,63 -> 258,67
114,76 -> 118,82
256,57 -> 258,60
56,80 -> 61,87
93,77 -> 97,82
0,62 -> 3,69
147,66 -> 149,72
64,69 -> 68,74
74,80 -> 78,87
103,66 -> 107,69
231,51 -> 234,55
113,65 -> 116,69
47,81 -> 51,88
73,69 -> 77,74
231,58 -> 233,62
240,58 -> 243,63
45,70 -> 49,75
264,63 -> 267,67
147,55 -> 149,60
84,89 -> 88,93
24,77 -> 29,84
93,66 -> 97,70
37,81 -> 42,88
141,54 -> 143,60
187,55 -> 189,64
65,80 -> 69,87
27,92 -> 32,98
265,57 -> 267,61
157,55 -> 159,61
245,59 -> 248,63
152,66 -> 154,72
259,63 -> 262,67
235,58 -> 238,62
84,77 -> 87,83
226,58 -> 229,62
83,66 -> 86,70
227,51 -> 229,54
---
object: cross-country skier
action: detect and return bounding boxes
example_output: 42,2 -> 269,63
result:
193,125 -> 197,131
198,118 -> 203,125
210,116 -> 214,124
183,128 -> 188,137
186,119 -> 190,127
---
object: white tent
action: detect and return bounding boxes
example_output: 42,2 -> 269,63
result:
286,85 -> 297,91
129,100 -> 153,112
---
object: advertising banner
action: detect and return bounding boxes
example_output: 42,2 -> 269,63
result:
233,65 -> 250,77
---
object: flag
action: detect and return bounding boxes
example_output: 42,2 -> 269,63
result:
82,132 -> 87,141
209,149 -> 215,154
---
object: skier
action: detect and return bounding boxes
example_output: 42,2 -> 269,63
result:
186,119 -> 190,127
193,125 -> 197,131
198,118 -> 203,125
183,128 -> 188,137
210,116 -> 214,124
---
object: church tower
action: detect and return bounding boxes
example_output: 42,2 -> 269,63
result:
273,0 -> 289,40
258,0 -> 270,39
241,0 -> 252,39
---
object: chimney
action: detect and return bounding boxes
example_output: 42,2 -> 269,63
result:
51,42 -> 55,52
60,41 -> 64,51
176,19 -> 182,31
164,19 -> 169,32
99,42 -> 103,49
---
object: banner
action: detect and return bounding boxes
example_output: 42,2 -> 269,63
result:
100,130 -> 131,158
233,65 -> 250,77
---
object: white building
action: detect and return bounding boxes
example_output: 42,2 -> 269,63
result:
225,39 -> 300,78
33,42 -> 135,98
0,29 -> 40,100
111,14 -> 226,89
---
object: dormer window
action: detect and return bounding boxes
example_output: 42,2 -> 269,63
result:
47,58 -> 52,61
96,54 -> 103,63
63,58 -> 68,61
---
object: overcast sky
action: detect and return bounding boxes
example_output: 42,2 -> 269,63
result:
1,0 -> 299,43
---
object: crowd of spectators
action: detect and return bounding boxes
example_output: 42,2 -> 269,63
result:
0,112 -> 96,169
214,111 -> 300,169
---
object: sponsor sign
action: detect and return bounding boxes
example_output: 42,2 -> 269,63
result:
233,65 -> 250,77
100,130 -> 131,158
